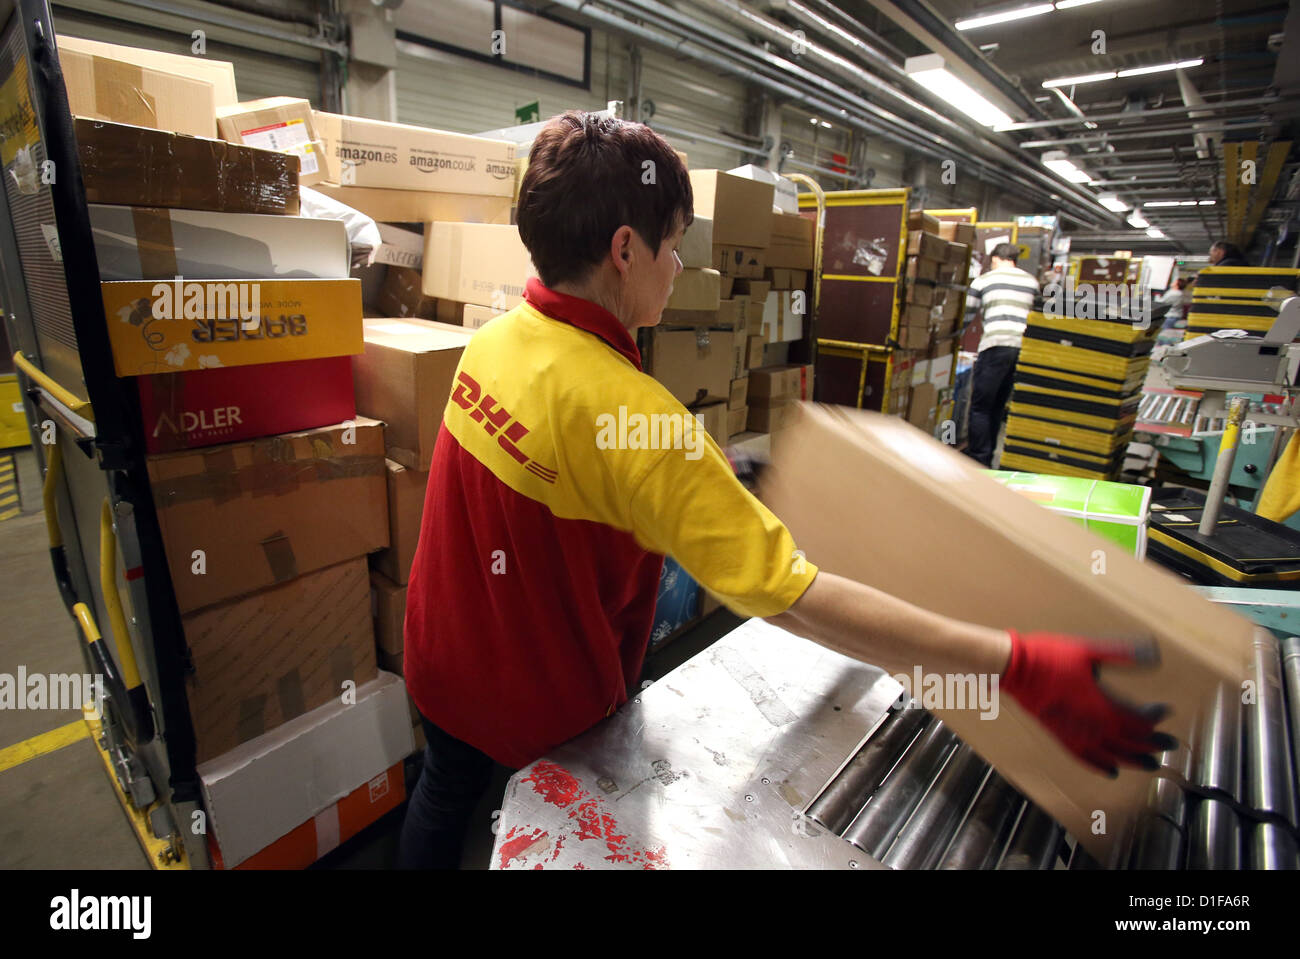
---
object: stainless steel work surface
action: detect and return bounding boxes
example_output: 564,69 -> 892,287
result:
491,619 -> 903,869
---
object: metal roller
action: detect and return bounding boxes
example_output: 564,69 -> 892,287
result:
842,721 -> 958,858
998,804 -> 1064,870
882,744 -> 989,870
1194,682 -> 1241,800
936,770 -> 1024,870
1147,742 -> 1193,828
1186,797 -> 1241,870
1129,814 -> 1186,870
806,707 -> 931,834
1244,635 -> 1299,827
1248,823 -> 1300,870
1067,843 -> 1105,870
1281,637 -> 1300,800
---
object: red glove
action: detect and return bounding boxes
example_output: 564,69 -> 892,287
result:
1001,630 -> 1176,777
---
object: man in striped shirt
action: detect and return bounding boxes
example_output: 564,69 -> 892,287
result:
963,243 -> 1040,466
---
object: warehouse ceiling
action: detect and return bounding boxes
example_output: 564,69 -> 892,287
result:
834,0 -> 1300,255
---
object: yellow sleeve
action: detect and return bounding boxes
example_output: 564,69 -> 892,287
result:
626,426 -> 818,618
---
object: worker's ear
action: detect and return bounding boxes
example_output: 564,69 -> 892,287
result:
610,225 -> 635,277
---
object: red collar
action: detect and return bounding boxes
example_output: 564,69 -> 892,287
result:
524,277 -> 642,371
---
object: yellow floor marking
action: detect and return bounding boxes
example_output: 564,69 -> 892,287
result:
0,718 -> 90,773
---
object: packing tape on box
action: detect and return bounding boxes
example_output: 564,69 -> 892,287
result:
236,692 -> 267,745
130,207 -> 179,278
200,447 -> 241,506
277,667 -> 306,722
93,56 -> 157,129
153,451 -> 384,506
260,532 -> 299,583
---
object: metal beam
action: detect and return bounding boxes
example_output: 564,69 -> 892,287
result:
994,96 -> 1292,132
1020,120 -> 1273,148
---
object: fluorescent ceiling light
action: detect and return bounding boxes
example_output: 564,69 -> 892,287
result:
905,54 -> 1014,127
1127,211 -> 1149,228
956,4 -> 1055,31
1055,0 -> 1108,8
1116,59 -> 1204,78
1042,71 -> 1117,89
1146,228 -> 1166,238
1200,199 -> 1216,205
1098,195 -> 1129,212
1143,200 -> 1182,208
1041,150 -> 1093,184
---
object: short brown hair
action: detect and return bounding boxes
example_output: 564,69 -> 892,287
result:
517,111 -> 693,287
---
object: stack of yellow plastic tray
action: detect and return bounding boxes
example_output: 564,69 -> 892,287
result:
1184,266 -> 1299,338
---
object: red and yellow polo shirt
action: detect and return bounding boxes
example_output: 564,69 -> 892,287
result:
403,278 -> 818,768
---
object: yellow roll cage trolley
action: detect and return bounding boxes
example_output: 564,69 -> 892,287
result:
0,0 -> 199,867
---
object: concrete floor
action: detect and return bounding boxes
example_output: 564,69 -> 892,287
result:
0,443 -> 737,870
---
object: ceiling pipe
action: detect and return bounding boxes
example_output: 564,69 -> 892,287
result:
554,0 -> 1111,224
996,95 -> 1292,131
1020,119 -> 1273,148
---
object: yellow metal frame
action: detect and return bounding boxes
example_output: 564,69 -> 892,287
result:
926,208 -> 978,223
12,351 -> 94,420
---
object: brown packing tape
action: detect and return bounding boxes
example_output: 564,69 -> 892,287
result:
261,532 -> 299,583
276,668 -> 306,722
129,208 -> 179,279
249,436 -> 303,499
235,693 -> 267,746
330,644 -> 354,693
93,56 -> 156,129
153,453 -> 386,507
200,447 -> 240,506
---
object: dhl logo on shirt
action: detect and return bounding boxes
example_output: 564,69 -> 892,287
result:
450,371 -> 558,484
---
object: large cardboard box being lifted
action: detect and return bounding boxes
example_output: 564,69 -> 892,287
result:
762,404 -> 1257,865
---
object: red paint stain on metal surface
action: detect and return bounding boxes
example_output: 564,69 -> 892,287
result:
522,760 -> 670,869
498,826 -> 547,869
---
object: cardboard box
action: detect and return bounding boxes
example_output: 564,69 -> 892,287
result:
663,298 -> 743,332
377,266 -> 436,320
421,222 -> 535,309
310,182 -> 513,225
767,212 -> 816,270
728,164 -> 798,213
147,418 -> 387,614
652,328 -> 738,406
945,241 -> 971,265
183,557 -> 380,763
910,359 -> 931,388
373,224 -> 424,270
732,278 -> 771,300
464,304 -> 503,330
213,762 -> 405,870
60,47 -> 218,139
929,349 -> 955,389
372,458 -> 427,585
760,290 -> 806,344
666,269 -> 722,311
906,257 -> 941,283
744,334 -> 765,370
199,670 -> 412,867
938,221 -> 977,245
370,569 -> 407,657
748,365 -> 803,403
137,356 -> 355,454
713,244 -> 765,279
747,399 -> 793,433
762,405 -> 1257,864
679,216 -> 713,269
692,400 -> 728,441
101,278 -> 363,377
216,97 -> 325,185
941,293 -> 964,322
75,119 -> 299,215
88,204 -> 349,280
897,321 -> 932,351
689,170 -> 775,247
907,230 -> 948,261
908,210 -> 941,234
727,405 -> 748,438
728,376 -> 749,411
904,281 -> 942,308
59,35 -> 237,105
353,317 -> 474,471
312,111 -> 516,196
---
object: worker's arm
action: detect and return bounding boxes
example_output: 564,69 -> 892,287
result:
766,569 -> 1009,677
767,570 -> 1174,776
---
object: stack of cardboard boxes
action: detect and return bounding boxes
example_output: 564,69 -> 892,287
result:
891,212 -> 973,435
650,169 -> 814,440
67,36 -> 417,869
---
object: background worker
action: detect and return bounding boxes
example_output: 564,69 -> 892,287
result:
1209,241 -> 1248,267
962,243 -> 1041,467
397,112 -> 1172,869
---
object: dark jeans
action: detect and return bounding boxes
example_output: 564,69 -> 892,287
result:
398,712 -> 499,869
966,346 -> 1020,468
